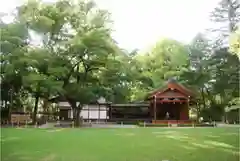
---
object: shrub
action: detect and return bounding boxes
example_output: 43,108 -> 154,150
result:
178,123 -> 215,127
195,123 -> 215,127
177,124 -> 194,127
116,121 -> 139,125
138,122 -> 215,127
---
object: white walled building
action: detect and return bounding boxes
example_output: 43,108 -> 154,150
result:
58,97 -> 110,121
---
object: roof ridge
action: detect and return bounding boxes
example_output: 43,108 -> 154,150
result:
145,80 -> 196,100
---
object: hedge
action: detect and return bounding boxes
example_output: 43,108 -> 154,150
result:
195,123 -> 215,127
116,121 -> 139,125
177,123 -> 215,127
138,122 -> 169,127
138,122 -> 215,127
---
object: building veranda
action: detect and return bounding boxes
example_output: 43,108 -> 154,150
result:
57,79 -> 198,125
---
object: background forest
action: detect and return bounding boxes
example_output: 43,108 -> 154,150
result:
0,0 -> 239,125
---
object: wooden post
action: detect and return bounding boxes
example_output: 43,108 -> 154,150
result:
89,120 -> 92,127
187,99 -> 190,120
105,105 -> 107,122
109,105 -> 112,120
98,104 -> 100,123
17,117 -> 20,127
88,105 -> 90,122
154,95 -> 157,121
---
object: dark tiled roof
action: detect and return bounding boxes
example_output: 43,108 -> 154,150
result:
49,96 -> 111,104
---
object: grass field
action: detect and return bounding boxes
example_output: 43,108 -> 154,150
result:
1,127 -> 239,161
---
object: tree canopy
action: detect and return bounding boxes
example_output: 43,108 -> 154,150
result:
1,0 -> 239,125
230,28 -> 240,58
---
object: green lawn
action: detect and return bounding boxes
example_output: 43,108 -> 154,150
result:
1,127 -> 239,161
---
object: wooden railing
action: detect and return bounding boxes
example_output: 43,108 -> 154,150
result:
152,120 -> 194,124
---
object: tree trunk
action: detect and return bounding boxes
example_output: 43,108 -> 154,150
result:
67,100 -> 80,127
200,88 -> 206,109
32,95 -> 39,125
42,98 -> 49,123
43,98 -> 49,112
196,104 -> 200,122
75,107 -> 81,127
227,0 -> 235,33
8,105 -> 12,123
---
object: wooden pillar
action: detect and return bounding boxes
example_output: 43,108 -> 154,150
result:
180,102 -> 189,120
186,100 -> 189,120
154,95 -> 157,121
105,104 -> 107,122
180,104 -> 185,120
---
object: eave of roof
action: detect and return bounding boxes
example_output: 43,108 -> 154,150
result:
145,79 -> 197,100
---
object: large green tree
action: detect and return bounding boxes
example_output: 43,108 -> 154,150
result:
180,32 -> 239,121
210,0 -> 240,46
17,0 -> 125,126
210,0 -> 239,33
21,48 -> 64,124
137,38 -> 189,87
0,21 -> 29,120
229,28 -> 240,58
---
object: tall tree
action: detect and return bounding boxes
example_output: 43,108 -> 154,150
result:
180,32 -> 239,121
210,0 -> 240,45
22,48 -> 64,124
138,38 -> 189,88
0,21 -> 29,119
2,0 -> 133,126
229,28 -> 240,58
179,33 -> 212,119
21,0 -> 122,126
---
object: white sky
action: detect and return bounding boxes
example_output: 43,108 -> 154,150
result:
0,0 -> 220,51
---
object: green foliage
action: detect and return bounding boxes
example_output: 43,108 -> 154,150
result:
138,123 -> 169,127
209,0 -> 240,47
134,38 -> 189,90
210,0 -> 240,33
179,31 -> 239,121
229,29 -> 240,58
0,20 -> 30,113
1,0 -> 239,124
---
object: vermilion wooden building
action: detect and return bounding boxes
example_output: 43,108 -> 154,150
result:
145,79 -> 196,124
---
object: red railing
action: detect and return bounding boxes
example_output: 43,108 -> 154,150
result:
152,120 -> 194,124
